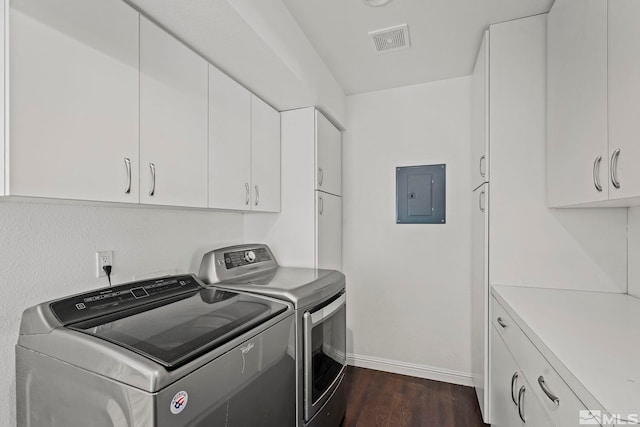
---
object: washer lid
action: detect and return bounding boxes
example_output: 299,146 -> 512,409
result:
67,287 -> 287,370
29,275 -> 289,370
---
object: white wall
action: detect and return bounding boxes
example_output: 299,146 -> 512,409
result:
343,77 -> 473,384
0,199 -> 243,426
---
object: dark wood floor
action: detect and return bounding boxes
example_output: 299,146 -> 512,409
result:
340,366 -> 489,427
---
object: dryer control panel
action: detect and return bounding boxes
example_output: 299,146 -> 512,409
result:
224,247 -> 272,269
199,244 -> 279,284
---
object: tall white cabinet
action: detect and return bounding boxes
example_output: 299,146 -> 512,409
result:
470,30 -> 489,422
8,0 -> 140,202
471,12 -> 627,424
245,108 -> 342,270
139,16 -> 208,208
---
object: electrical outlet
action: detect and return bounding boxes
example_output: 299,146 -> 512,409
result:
96,251 -> 113,278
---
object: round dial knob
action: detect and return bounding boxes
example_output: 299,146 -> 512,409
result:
244,251 -> 256,263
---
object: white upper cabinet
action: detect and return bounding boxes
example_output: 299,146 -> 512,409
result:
315,111 -> 342,197
471,31 -> 489,190
251,96 -> 281,212
547,0 -> 609,207
209,66 -> 281,212
209,65 -> 252,210
9,0 -> 139,202
139,17 -> 208,208
608,0 -> 640,200
548,0 -> 640,206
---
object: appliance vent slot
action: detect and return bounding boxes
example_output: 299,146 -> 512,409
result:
369,24 -> 410,53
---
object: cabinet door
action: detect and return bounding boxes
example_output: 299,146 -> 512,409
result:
491,327 -> 555,427
471,184 -> 489,422
251,96 -> 281,213
315,111 -> 342,197
9,0 -> 139,202
609,0 -> 640,200
547,0 -> 609,206
471,31 -> 489,189
316,192 -> 342,271
139,17 -> 208,208
209,65 -> 251,210
516,376 -> 556,427
490,326 -> 523,427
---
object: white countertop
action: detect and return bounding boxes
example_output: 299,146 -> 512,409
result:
492,285 -> 640,418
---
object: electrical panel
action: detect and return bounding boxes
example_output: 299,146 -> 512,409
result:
396,164 -> 446,224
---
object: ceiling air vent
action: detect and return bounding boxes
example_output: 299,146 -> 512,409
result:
369,24 -> 410,54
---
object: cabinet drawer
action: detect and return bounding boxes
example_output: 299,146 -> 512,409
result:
491,296 -> 599,427
491,295 -> 516,340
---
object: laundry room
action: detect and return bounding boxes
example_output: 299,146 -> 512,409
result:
2,0 -> 640,426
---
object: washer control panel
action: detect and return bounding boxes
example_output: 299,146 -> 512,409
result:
50,275 -> 201,325
224,247 -> 272,269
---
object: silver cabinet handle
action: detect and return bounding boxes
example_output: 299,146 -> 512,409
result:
480,155 -> 486,178
593,155 -> 603,192
124,158 -> 131,194
148,163 -> 156,196
319,196 -> 324,214
479,190 -> 485,212
254,185 -> 259,206
497,317 -> 507,329
511,372 -> 519,406
538,376 -> 560,407
518,386 -> 526,423
245,183 -> 250,205
611,149 -> 621,189
318,167 -> 324,186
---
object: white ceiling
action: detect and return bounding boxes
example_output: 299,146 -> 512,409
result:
281,0 -> 554,95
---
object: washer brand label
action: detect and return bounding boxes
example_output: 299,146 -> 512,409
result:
170,391 -> 188,415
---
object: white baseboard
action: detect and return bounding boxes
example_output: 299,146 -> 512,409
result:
346,353 -> 473,387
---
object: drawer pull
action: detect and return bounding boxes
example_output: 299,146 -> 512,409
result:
538,376 -> 560,407
518,385 -> 526,422
511,372 -> 519,406
497,317 -> 508,329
